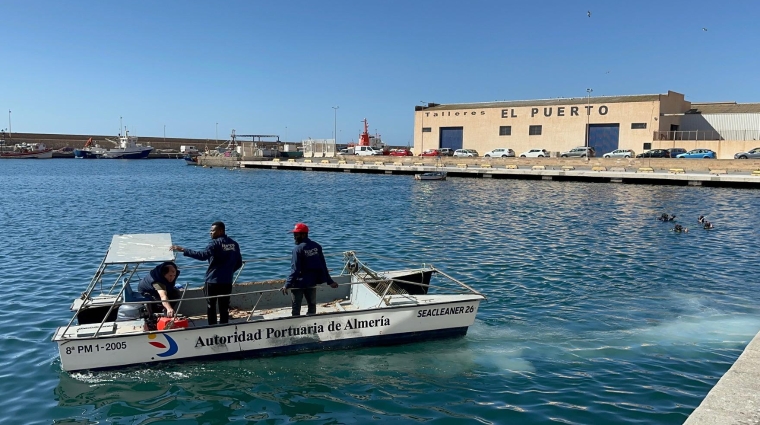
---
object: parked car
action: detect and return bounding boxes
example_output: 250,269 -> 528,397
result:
676,149 -> 716,159
354,146 -> 383,156
453,149 -> 479,157
483,148 -> 515,158
734,147 -> 760,159
560,146 -> 596,158
636,149 -> 670,158
438,148 -> 455,156
602,149 -> 635,158
389,148 -> 413,156
519,149 -> 549,158
419,149 -> 440,157
666,148 -> 687,157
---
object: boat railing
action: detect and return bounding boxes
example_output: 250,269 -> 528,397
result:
61,251 -> 482,340
59,273 -> 479,340
88,252 -> 346,298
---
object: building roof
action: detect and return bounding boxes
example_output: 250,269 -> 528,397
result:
687,102 -> 760,114
420,94 -> 663,111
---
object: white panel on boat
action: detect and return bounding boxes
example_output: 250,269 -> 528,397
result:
104,234 -> 175,264
71,295 -> 122,311
76,323 -> 117,337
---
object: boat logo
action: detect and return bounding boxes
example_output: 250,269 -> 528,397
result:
148,333 -> 179,357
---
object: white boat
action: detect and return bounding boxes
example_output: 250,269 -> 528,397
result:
415,171 -> 447,180
0,141 -> 53,159
52,233 -> 485,372
74,131 -> 153,159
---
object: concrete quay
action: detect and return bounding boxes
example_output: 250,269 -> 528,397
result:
684,331 -> 760,424
198,156 -> 760,189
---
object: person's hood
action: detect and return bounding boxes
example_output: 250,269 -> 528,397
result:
149,261 -> 180,285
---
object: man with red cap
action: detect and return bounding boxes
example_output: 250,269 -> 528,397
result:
281,222 -> 338,316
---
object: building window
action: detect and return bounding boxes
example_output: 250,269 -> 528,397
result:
529,125 -> 542,136
422,127 -> 431,133
631,123 -> 647,129
499,126 -> 511,136
643,143 -> 652,150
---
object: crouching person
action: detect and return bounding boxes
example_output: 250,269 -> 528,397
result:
138,261 -> 181,318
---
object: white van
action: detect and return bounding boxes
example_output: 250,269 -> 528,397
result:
180,145 -> 199,154
354,146 -> 382,156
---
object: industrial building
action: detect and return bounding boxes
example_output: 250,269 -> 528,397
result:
414,91 -> 760,159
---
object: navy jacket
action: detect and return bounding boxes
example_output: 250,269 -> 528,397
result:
285,237 -> 335,289
183,235 -> 243,284
137,261 -> 180,299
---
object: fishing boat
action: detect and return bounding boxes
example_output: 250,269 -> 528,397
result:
52,234 -> 485,372
0,141 -> 54,159
183,154 -> 199,165
414,171 -> 447,181
74,131 -> 153,159
414,157 -> 447,180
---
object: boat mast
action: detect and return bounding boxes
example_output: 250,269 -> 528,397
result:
359,119 -> 370,146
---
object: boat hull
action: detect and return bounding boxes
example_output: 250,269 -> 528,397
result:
55,297 -> 481,372
0,149 -> 53,159
415,172 -> 447,180
104,148 -> 152,159
74,147 -> 153,159
184,154 -> 199,165
74,149 -> 98,159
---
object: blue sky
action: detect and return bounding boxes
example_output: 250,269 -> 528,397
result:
1,1 -> 758,146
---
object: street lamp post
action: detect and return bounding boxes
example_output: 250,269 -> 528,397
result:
163,125 -> 166,142
586,88 -> 593,162
8,110 -> 11,140
332,106 -> 339,145
215,123 -> 218,145
419,101 -> 426,154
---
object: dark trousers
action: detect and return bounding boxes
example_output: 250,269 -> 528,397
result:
290,287 -> 317,316
203,283 -> 232,325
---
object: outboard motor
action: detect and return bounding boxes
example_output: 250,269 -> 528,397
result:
116,303 -> 148,322
116,279 -> 151,322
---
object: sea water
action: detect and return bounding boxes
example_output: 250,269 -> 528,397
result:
0,159 -> 758,424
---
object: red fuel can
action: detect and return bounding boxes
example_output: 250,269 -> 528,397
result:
157,317 -> 189,330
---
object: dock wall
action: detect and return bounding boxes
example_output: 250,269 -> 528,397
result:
684,331 -> 760,424
196,155 -> 760,189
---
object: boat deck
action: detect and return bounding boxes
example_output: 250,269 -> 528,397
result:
186,298 -> 359,327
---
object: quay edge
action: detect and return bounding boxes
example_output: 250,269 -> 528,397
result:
684,330 -> 760,424
196,156 -> 760,189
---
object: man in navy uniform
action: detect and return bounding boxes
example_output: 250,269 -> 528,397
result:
281,223 -> 338,316
170,221 -> 242,325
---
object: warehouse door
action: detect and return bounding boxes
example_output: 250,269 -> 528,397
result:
439,127 -> 463,151
588,124 -> 620,156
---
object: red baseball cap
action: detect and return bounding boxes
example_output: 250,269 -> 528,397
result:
289,223 -> 309,233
